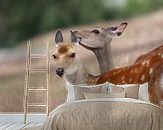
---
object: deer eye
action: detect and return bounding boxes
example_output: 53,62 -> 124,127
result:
52,54 -> 57,59
92,29 -> 100,34
70,53 -> 76,58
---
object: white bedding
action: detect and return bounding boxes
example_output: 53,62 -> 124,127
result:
43,98 -> 163,130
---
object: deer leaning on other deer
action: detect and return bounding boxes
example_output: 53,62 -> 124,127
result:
73,22 -> 128,74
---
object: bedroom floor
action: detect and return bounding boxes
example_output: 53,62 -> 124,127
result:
0,122 -> 43,130
0,113 -> 46,130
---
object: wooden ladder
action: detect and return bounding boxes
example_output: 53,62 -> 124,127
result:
24,41 -> 50,124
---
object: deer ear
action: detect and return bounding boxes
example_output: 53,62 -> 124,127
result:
71,31 -> 78,45
106,22 -> 128,37
55,30 -> 63,47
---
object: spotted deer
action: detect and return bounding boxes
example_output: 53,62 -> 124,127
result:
73,22 -> 127,73
96,46 -> 163,107
52,30 -> 98,85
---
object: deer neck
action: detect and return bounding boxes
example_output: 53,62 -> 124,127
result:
93,40 -> 114,74
65,59 -> 98,85
65,62 -> 88,85
79,40 -> 114,74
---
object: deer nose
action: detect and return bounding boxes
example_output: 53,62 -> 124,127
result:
56,68 -> 64,77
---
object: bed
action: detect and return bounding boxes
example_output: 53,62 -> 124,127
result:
42,98 -> 163,130
23,82 -> 163,130
41,82 -> 163,130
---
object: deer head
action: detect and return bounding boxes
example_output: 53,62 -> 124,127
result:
72,22 -> 127,73
52,30 -> 79,78
73,22 -> 127,49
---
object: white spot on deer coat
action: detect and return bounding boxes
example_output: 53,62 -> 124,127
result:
121,76 -> 125,81
161,53 -> 163,58
146,60 -> 150,67
142,61 -> 146,66
141,75 -> 145,81
122,80 -> 126,84
142,60 -> 150,67
149,68 -> 153,75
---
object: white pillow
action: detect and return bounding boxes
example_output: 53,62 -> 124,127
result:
65,82 -> 109,103
65,82 -> 76,103
109,83 -> 139,99
138,83 -> 149,102
109,82 -> 149,102
84,92 -> 125,99
109,82 -> 137,89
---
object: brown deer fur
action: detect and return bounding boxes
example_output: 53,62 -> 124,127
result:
96,46 -> 163,107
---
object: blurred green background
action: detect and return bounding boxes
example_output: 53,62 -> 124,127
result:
1,0 -> 163,48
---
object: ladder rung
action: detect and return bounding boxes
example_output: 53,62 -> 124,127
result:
29,69 -> 48,72
28,88 -> 47,91
27,103 -> 47,107
24,42 -> 50,124
30,54 -> 47,58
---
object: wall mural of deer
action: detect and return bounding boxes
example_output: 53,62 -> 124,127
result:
52,30 -> 98,85
53,29 -> 163,107
73,22 -> 127,74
